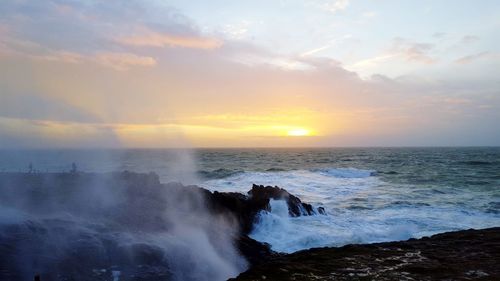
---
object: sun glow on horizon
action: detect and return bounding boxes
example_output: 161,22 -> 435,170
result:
287,128 -> 311,137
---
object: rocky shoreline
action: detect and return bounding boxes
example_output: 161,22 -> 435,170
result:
0,171 -> 318,280
0,171 -> 498,280
233,227 -> 500,280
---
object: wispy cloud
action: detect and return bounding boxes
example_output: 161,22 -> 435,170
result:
223,20 -> 253,40
301,44 -> 333,57
1,0 -> 499,147
460,35 -> 480,45
323,0 -> 350,13
349,54 -> 399,69
348,38 -> 436,72
93,52 -> 156,70
116,28 -> 222,49
39,50 -> 157,71
455,51 -> 490,64
39,51 -> 84,64
361,11 -> 377,19
432,32 -> 446,39
0,33 -> 156,71
391,38 -> 436,64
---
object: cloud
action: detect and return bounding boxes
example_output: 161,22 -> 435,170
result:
0,36 -> 156,71
445,34 -> 482,52
0,92 -> 99,123
404,44 -> 435,64
432,32 -> 446,39
455,51 -> 490,64
460,35 -> 480,45
222,20 -> 253,40
348,37 -> 437,74
361,11 -> 377,18
391,38 -> 436,64
2,44 -> 499,147
0,117 -> 120,148
116,28 -> 222,49
0,0 -> 499,147
39,51 -> 84,64
323,0 -> 350,13
301,44 -> 333,57
0,0 -> 221,58
93,52 -> 156,70
0,34 -> 84,64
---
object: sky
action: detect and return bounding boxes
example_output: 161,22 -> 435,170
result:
0,0 -> 499,148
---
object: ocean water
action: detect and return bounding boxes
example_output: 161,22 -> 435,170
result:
1,147 -> 499,253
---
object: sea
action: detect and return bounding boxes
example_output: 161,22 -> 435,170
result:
1,147 -> 499,253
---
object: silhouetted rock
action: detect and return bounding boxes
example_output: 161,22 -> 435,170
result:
0,172 -> 322,279
2,172 -> 499,281
236,235 -> 280,267
248,184 -> 316,217
232,227 -> 500,281
205,184 -> 324,235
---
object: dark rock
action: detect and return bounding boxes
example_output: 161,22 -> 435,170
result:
236,235 -> 280,267
232,227 -> 500,280
0,172 -> 323,280
248,184 -> 316,217
205,190 -> 258,234
202,184 -> 322,235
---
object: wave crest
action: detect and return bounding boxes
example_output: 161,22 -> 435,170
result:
312,168 -> 376,178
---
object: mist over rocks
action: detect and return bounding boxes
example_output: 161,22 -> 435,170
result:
0,171 -> 321,280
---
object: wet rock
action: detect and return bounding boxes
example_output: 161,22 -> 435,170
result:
204,184 -> 323,234
248,184 -> 316,217
233,227 -> 500,281
236,235 -> 280,267
0,172 -> 323,280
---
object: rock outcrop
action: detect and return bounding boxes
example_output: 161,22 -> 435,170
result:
5,171 -> 496,281
0,172 -> 319,280
233,227 -> 500,280
205,184 -> 324,235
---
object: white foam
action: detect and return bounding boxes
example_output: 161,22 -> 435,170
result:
203,168 -> 380,205
204,168 -> 500,253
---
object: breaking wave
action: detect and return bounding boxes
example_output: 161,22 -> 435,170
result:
204,167 -> 500,253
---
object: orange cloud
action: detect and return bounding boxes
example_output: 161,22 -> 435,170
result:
116,29 -> 222,49
93,52 -> 157,71
40,51 -> 84,64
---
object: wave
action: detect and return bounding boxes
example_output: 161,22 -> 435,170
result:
265,167 -> 286,172
460,160 -> 495,166
378,170 -> 398,175
197,168 -> 244,179
201,167 -> 376,181
249,199 -> 500,253
197,167 -> 377,182
312,168 -> 376,178
202,168 -> 380,202
249,199 -> 421,253
203,168 -> 500,254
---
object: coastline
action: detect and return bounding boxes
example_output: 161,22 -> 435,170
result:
233,227 -> 500,280
0,171 -> 498,280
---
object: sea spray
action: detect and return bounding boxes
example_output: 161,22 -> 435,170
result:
0,150 -> 248,280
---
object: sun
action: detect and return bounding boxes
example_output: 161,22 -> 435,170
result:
287,128 -> 311,137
